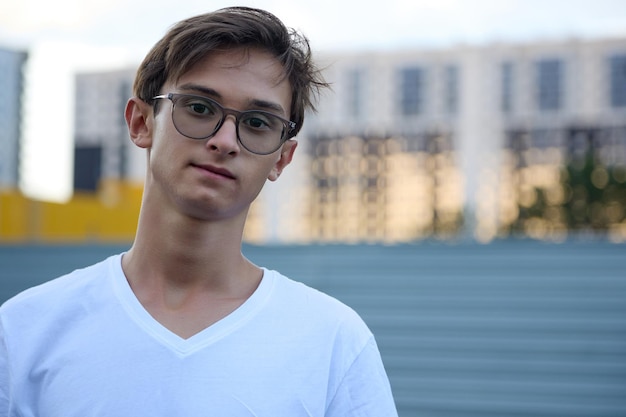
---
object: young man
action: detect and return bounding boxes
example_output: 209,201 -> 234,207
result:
0,7 -> 398,416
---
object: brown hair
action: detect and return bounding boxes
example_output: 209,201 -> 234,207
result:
133,6 -> 328,138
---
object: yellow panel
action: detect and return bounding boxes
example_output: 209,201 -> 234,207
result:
0,190 -> 30,241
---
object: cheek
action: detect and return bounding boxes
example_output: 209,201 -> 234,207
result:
241,159 -> 277,190
148,129 -> 181,181
261,155 -> 281,178
149,116 -> 182,163
148,137 -> 169,172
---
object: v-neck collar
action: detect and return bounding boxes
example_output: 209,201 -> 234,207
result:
109,254 -> 275,356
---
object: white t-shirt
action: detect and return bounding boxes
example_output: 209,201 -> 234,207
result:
0,254 -> 398,416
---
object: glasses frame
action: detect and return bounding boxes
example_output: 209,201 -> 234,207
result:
152,93 -> 296,155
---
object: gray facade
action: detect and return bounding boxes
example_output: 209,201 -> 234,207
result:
0,47 -> 27,188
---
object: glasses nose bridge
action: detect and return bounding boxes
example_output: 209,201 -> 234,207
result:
212,106 -> 241,148
220,107 -> 242,128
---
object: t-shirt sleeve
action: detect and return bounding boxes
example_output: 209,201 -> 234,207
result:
325,336 -> 398,417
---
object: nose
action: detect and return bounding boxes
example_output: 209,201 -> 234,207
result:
206,115 -> 240,155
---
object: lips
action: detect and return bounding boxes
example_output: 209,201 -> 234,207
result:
191,163 -> 236,180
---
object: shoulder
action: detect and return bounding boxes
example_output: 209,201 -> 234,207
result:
262,269 -> 397,415
263,268 -> 373,339
266,268 -> 359,314
0,253 -> 122,318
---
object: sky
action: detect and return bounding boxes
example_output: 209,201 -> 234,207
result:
1,0 -> 626,201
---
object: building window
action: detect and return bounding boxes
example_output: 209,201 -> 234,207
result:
346,68 -> 365,118
399,67 -> 426,116
74,145 -> 102,192
536,58 -> 563,111
501,61 -> 514,113
610,54 -> 626,108
444,65 -> 459,114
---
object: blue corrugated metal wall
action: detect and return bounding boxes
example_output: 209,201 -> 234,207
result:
1,242 -> 625,416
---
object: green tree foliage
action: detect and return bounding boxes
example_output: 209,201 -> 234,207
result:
562,151 -> 626,231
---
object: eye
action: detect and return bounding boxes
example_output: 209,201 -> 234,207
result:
242,112 -> 280,131
246,116 -> 270,129
178,96 -> 219,117
190,102 -> 210,115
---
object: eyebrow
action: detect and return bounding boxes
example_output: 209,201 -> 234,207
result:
177,83 -> 287,116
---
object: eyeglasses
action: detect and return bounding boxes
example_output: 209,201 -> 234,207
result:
152,93 -> 296,155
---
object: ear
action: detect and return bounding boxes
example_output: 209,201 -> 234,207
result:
125,97 -> 153,149
268,140 -> 298,182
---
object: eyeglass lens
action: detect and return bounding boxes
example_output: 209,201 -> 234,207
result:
171,94 -> 287,154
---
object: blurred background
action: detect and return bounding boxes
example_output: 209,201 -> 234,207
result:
1,1 -> 625,416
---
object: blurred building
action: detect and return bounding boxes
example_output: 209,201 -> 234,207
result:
74,69 -> 144,193
303,37 -> 626,243
303,48 -> 468,242
488,39 -> 626,241
2,37 -> 625,243
0,47 -> 27,189
0,46 -> 29,240
52,69 -> 145,240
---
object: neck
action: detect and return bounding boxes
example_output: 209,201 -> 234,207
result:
119,177 -> 265,339
123,192 -> 257,294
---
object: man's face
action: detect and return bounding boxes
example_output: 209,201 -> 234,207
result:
142,47 -> 296,221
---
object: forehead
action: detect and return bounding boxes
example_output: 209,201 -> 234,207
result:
170,48 -> 292,114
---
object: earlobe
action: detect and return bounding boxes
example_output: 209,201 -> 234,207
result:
125,97 -> 153,149
268,140 -> 298,181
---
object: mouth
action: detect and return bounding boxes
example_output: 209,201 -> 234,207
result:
191,163 -> 236,180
